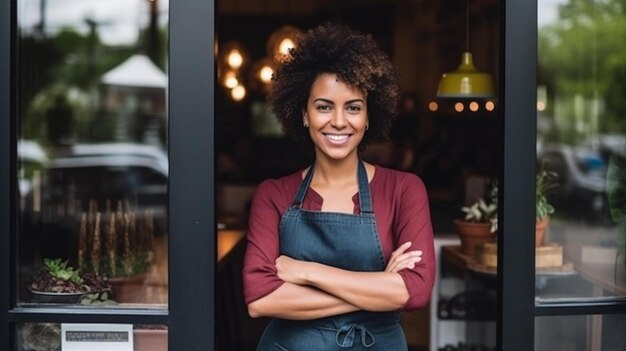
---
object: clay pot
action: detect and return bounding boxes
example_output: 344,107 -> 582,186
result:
454,219 -> 496,256
535,217 -> 550,247
108,274 -> 147,303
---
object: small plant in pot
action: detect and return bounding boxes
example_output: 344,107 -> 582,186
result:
603,153 -> 625,279
77,199 -> 155,303
29,258 -> 115,304
455,183 -> 498,256
535,168 -> 558,247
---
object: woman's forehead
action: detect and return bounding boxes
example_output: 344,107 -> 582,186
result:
309,73 -> 366,100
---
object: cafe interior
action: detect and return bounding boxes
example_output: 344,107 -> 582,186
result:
214,0 -> 501,350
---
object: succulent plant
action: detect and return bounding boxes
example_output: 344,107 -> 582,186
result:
30,258 -> 111,295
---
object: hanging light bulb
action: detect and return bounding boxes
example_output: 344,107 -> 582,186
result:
259,65 -> 274,84
220,41 -> 247,71
267,26 -> 302,62
278,38 -> 295,57
231,85 -> 246,101
227,49 -> 243,69
223,71 -> 239,89
469,101 -> 480,112
436,0 -> 495,99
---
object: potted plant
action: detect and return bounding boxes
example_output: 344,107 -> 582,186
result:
29,258 -> 114,304
454,182 -> 498,256
77,199 -> 155,303
535,168 -> 558,247
604,154 -> 625,277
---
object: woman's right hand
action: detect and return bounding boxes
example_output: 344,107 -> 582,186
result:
385,241 -> 422,273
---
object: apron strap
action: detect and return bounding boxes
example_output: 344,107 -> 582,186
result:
335,323 -> 376,348
291,164 -> 315,208
291,161 -> 373,214
357,160 -> 374,214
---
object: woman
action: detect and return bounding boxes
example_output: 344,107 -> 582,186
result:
243,23 -> 436,350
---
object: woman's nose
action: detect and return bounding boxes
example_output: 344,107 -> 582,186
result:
330,111 -> 347,129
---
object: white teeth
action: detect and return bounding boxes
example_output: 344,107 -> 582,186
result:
325,134 -> 349,141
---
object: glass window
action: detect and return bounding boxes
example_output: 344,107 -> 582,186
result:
16,323 -> 168,351
17,0 -> 169,307
536,0 -> 626,302
535,314 -> 626,350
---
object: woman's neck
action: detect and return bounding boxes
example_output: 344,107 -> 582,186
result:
312,154 -> 360,187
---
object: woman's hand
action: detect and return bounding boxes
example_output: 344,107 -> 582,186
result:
276,255 -> 311,285
385,242 -> 422,273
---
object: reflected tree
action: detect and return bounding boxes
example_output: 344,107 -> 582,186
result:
539,0 -> 626,142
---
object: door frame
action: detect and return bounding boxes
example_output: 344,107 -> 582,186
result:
0,0 -> 216,350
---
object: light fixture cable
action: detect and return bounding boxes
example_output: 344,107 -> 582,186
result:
465,0 -> 470,53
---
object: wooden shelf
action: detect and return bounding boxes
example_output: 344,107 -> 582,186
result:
441,245 -> 576,277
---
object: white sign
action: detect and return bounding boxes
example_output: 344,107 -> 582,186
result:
61,324 -> 133,351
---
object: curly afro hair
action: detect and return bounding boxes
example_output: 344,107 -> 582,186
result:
268,23 -> 400,147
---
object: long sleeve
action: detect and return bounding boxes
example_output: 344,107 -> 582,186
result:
242,179 -> 287,304
393,174 -> 436,311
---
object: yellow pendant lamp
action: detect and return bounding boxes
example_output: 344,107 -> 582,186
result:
437,52 -> 495,98
436,0 -> 495,98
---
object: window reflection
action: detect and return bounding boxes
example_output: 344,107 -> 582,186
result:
17,0 -> 169,306
536,314 -> 626,351
537,0 -> 626,301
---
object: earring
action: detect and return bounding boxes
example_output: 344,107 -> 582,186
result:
303,121 -> 309,128
365,123 -> 369,131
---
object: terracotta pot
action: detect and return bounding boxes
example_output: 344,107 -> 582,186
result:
134,329 -> 168,351
535,217 -> 550,247
453,219 -> 496,256
108,274 -> 147,303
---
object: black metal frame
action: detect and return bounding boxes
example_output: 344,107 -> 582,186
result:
1,0 -> 12,348
536,301 -> 626,316
168,0 -> 216,348
0,0 -> 216,350
498,1 -> 626,350
498,0 -> 537,350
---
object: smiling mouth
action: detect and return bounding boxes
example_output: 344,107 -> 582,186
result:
324,133 -> 351,142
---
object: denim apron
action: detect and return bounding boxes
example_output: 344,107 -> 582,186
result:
257,161 -> 407,351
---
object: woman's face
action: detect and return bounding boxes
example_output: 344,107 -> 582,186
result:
303,73 -> 368,162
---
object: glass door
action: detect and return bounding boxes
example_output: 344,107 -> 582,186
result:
2,0 -> 216,349
534,0 -> 626,349
16,0 -> 170,309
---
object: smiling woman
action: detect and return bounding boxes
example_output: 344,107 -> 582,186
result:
243,23 -> 436,350
303,73 -> 368,163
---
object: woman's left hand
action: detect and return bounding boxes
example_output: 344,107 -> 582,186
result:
276,255 -> 310,285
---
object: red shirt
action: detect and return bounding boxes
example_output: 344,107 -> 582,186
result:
242,165 -> 436,311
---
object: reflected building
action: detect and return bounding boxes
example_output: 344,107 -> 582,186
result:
100,54 -> 167,146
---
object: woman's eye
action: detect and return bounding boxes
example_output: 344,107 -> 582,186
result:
347,105 -> 362,112
316,105 -> 332,111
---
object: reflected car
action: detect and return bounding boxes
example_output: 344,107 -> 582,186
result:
537,143 -> 608,222
44,143 -> 169,235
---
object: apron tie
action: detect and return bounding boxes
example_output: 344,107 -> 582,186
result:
335,323 -> 375,348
